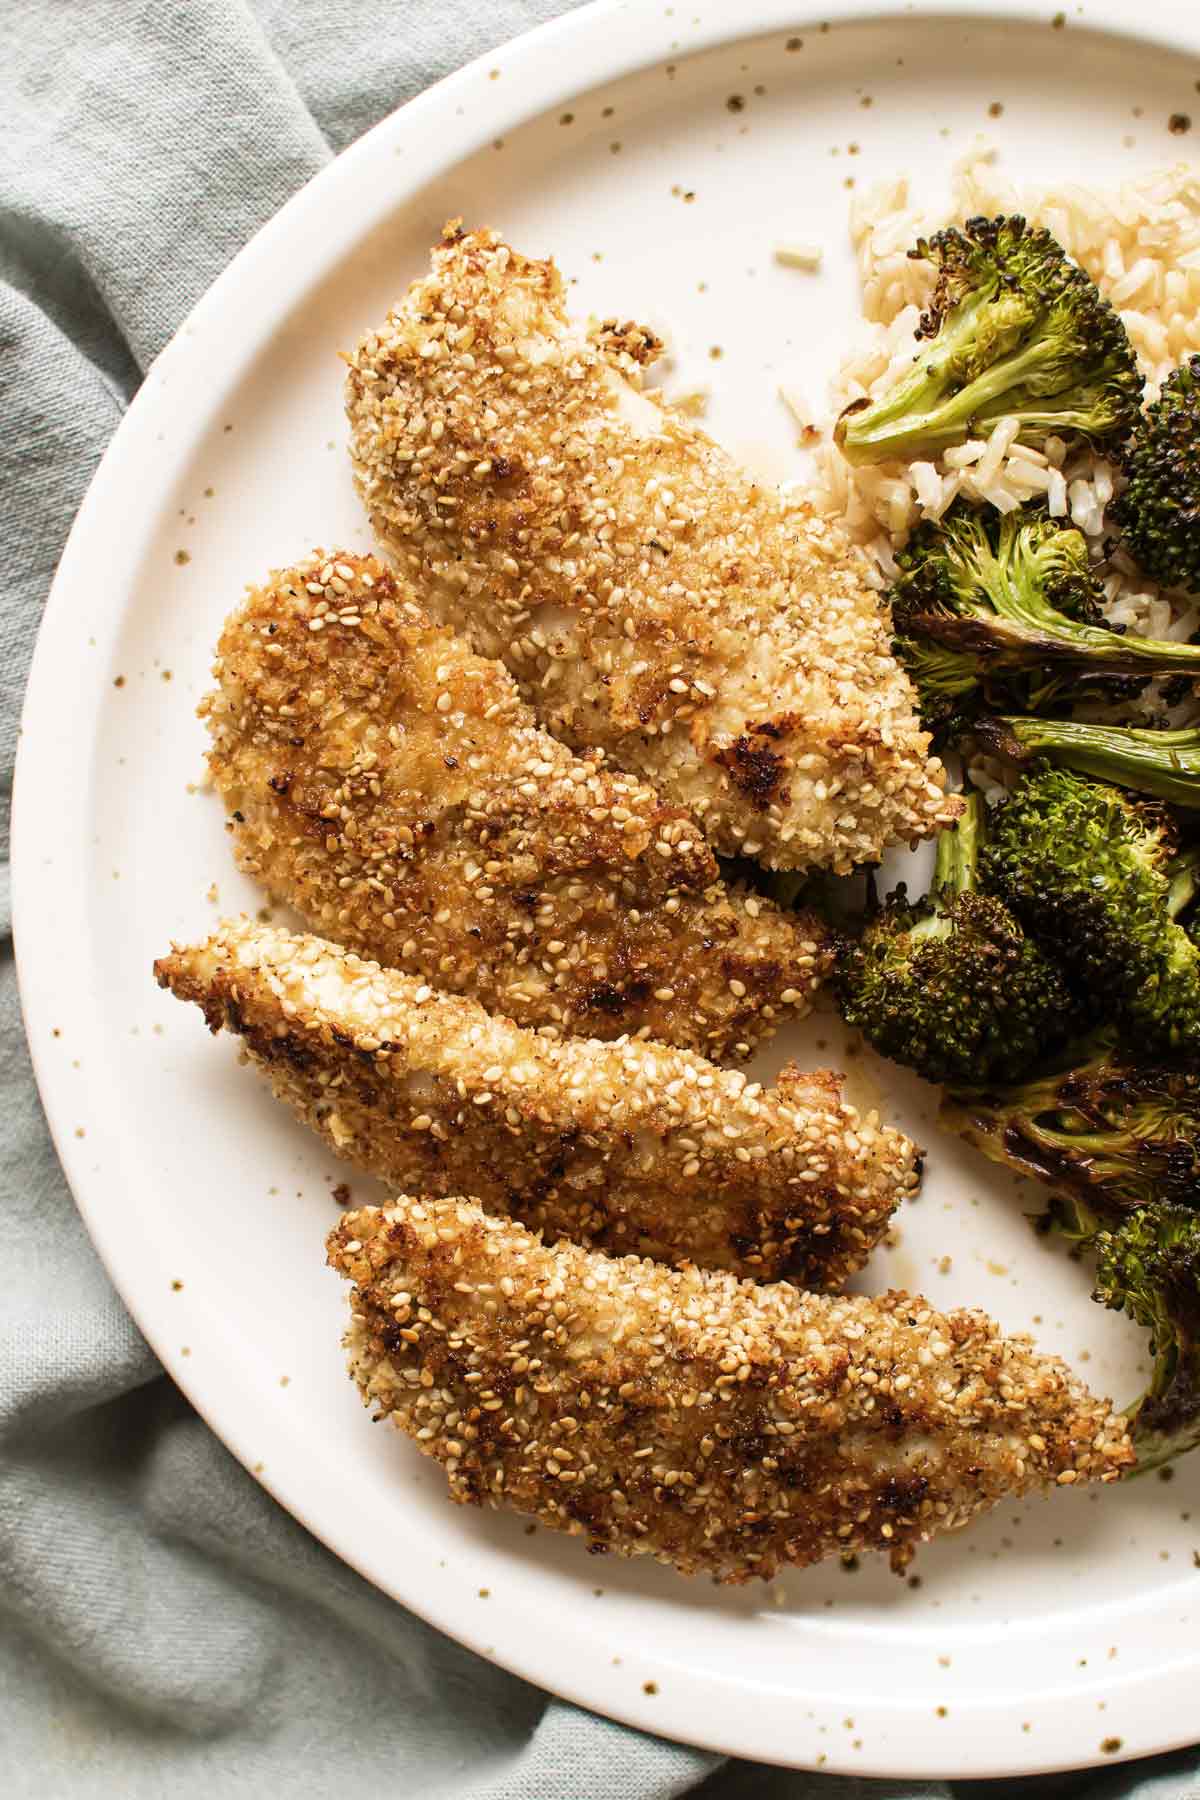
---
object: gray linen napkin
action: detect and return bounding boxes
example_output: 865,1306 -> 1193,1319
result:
2,4 -> 1198,1796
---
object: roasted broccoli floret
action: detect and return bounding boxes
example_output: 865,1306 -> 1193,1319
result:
1112,355 -> 1200,593
943,1038 -> 1200,1468
982,765 -> 1200,1056
942,1032 -> 1200,1222
1093,1205 -> 1200,1470
974,715 -> 1200,809
896,635 -> 986,740
834,791 -> 1079,1085
835,216 -> 1142,467
894,499 -> 1104,636
891,504 -> 1200,738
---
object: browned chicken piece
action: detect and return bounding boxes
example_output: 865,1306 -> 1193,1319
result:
201,549 -> 830,1063
156,921 -> 920,1287
329,1196 -> 1135,1582
345,223 -> 961,874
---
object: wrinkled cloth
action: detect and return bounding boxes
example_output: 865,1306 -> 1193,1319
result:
2,4 -> 1198,1796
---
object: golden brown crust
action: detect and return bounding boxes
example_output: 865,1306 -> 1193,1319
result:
345,224 -> 961,873
155,921 -> 919,1287
328,1197 -> 1134,1582
202,549 -> 831,1062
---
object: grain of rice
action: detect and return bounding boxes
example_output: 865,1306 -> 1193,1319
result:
944,441 -> 987,470
976,417 -> 1021,490
775,243 -> 823,271
1047,469 -> 1069,517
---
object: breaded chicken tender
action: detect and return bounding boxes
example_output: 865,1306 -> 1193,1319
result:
328,1196 -> 1134,1581
156,922 -> 919,1286
345,223 -> 960,873
201,549 -> 828,1061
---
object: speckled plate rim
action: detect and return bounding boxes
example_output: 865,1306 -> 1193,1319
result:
14,0 -> 1200,1776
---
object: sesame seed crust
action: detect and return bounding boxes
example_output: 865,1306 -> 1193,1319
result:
328,1196 -> 1134,1582
344,223 -> 961,873
155,921 -> 919,1286
201,549 -> 830,1062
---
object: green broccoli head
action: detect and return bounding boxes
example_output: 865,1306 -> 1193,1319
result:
1113,355 -> 1200,593
892,502 -> 1200,741
942,1031 -> 1200,1221
892,501 -> 1104,636
836,216 -> 1142,466
981,765 -> 1200,1057
835,792 -> 1080,1085
973,715 -> 1200,810
1093,1204 -> 1200,1470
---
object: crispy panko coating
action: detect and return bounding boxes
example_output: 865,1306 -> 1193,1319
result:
156,921 -> 919,1286
344,223 -> 960,874
328,1196 -> 1134,1582
202,549 -> 829,1062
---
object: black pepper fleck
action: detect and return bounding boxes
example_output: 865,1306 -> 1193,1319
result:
1169,113 -> 1192,135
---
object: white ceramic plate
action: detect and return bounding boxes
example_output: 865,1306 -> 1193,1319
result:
16,0 -> 1200,1775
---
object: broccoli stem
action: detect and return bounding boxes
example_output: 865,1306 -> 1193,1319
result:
930,789 -> 982,899
975,716 -> 1200,808
1135,1353 -> 1200,1473
900,791 -> 982,951
839,333 -> 1112,465
1168,846 -> 1200,921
